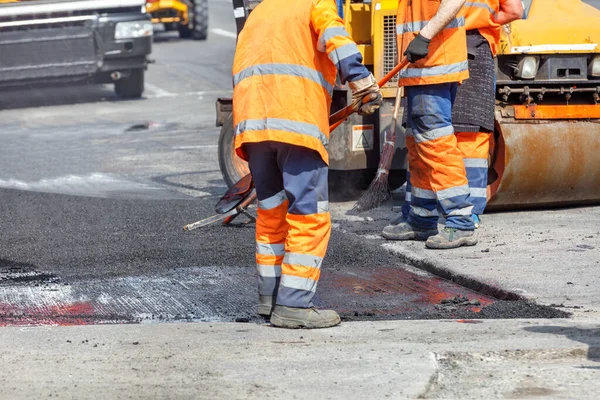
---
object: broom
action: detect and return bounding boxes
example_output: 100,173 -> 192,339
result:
352,79 -> 404,212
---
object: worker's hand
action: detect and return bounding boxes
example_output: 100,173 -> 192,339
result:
404,33 -> 431,63
349,74 -> 383,116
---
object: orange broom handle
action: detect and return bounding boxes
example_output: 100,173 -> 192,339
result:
329,58 -> 409,131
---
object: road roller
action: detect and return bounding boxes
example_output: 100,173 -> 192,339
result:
216,0 -> 600,209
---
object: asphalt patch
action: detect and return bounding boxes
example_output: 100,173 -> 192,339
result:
0,188 -> 570,326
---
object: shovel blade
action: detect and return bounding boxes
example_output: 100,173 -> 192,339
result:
214,173 -> 255,214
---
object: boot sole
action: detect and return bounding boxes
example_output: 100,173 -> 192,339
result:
270,313 -> 341,329
381,230 -> 438,241
425,236 -> 478,249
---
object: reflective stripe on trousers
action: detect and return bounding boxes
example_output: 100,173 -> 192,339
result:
456,131 -> 491,215
245,142 -> 330,308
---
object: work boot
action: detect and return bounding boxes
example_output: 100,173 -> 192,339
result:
381,222 -> 438,241
257,295 -> 276,317
425,227 -> 478,249
270,306 -> 341,329
472,214 -> 481,229
389,212 -> 407,226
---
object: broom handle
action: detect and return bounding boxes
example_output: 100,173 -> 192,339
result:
329,58 -> 409,129
390,85 -> 403,138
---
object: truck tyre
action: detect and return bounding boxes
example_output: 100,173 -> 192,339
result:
218,114 -> 249,188
115,69 -> 144,98
191,0 -> 208,40
179,0 -> 208,40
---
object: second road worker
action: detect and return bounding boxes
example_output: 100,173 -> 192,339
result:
382,0 -> 477,249
383,0 -> 523,238
232,0 -> 383,328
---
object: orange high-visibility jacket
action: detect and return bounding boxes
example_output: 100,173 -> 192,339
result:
397,0 -> 469,86
233,0 -> 369,164
464,0 -> 502,55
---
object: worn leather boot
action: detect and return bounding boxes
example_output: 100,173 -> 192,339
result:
270,306 -> 341,329
426,227 -> 478,249
257,295 -> 276,317
381,222 -> 438,241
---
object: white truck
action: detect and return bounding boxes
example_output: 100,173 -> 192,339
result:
0,0 -> 153,98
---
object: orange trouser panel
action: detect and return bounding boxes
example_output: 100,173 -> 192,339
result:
256,201 -> 289,296
407,135 -> 469,192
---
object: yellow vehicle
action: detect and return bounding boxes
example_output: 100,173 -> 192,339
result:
216,0 -> 600,209
146,0 -> 208,40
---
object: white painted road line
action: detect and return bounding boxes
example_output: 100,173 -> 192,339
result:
172,145 -> 219,149
145,89 -> 232,99
210,28 -> 237,39
145,82 -> 175,98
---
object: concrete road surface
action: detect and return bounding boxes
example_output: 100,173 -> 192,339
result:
0,0 -> 599,398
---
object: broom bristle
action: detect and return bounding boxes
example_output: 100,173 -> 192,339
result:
352,169 -> 391,212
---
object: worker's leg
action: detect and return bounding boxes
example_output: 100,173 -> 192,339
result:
381,129 -> 438,240
387,166 -> 410,226
245,143 -> 288,317
456,131 -> 490,221
269,143 -> 340,328
406,83 -> 477,248
401,165 -> 411,220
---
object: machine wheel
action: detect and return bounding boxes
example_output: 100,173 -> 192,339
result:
178,0 -> 208,40
218,114 -> 250,188
114,69 -> 144,99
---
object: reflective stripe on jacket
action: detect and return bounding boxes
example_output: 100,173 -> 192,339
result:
464,0 -> 501,55
396,0 -> 469,86
233,0 -> 369,164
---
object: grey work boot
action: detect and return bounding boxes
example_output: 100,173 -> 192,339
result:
257,295 -> 276,317
381,222 -> 438,241
425,227 -> 478,249
270,306 -> 341,329
389,212 -> 407,226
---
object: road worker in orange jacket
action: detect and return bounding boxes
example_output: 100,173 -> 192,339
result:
382,0 -> 477,249
384,0 -> 523,237
233,0 -> 382,328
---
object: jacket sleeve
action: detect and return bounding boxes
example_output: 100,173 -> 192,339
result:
310,0 -> 370,84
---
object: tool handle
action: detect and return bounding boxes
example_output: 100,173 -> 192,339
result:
184,212 -> 232,231
328,59 -> 409,129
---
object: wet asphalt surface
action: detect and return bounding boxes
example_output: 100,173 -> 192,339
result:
0,0 -> 570,326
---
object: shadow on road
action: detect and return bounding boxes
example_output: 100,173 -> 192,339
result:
523,325 -> 600,367
152,32 -> 186,44
0,84 -> 140,111
152,172 -> 228,197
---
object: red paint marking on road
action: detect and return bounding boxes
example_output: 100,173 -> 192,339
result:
322,267 -> 496,316
0,301 -> 130,327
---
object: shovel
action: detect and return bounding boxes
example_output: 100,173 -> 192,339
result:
183,174 -> 256,231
